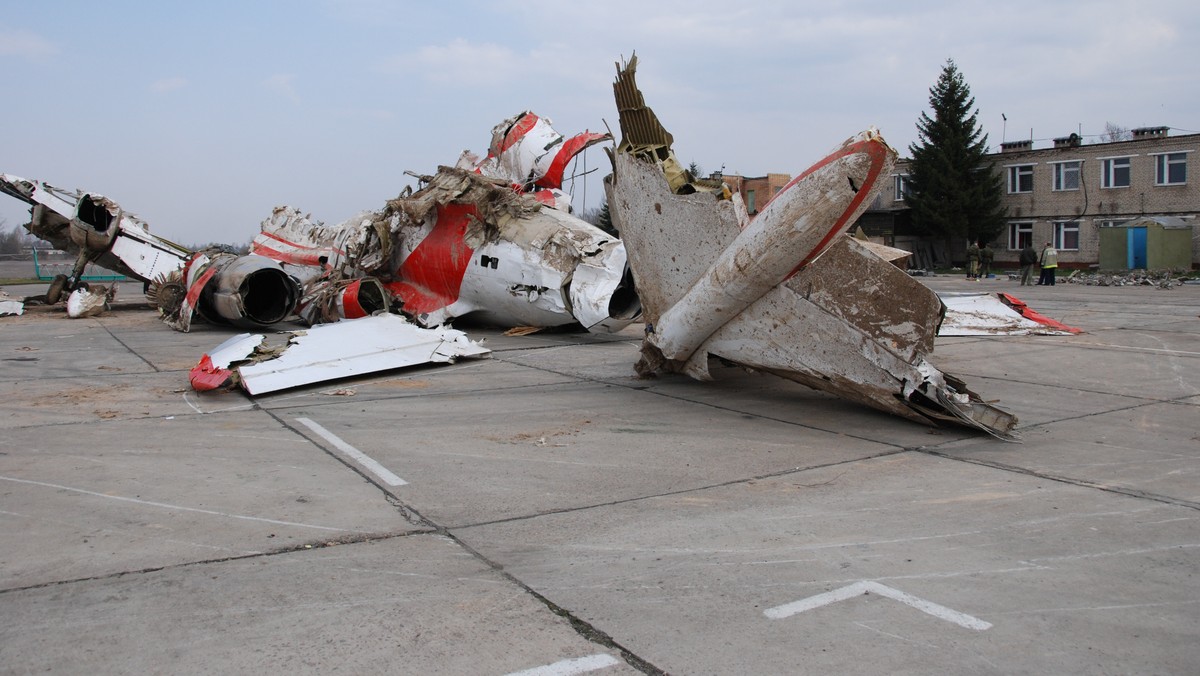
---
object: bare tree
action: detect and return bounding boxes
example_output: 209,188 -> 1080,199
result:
1100,122 -> 1132,143
0,221 -> 41,259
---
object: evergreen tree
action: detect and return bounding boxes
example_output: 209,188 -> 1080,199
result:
596,200 -> 615,236
905,59 -> 1005,247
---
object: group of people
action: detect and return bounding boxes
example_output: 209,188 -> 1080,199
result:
1020,242 -> 1058,286
965,241 -> 994,280
968,240 -> 1058,286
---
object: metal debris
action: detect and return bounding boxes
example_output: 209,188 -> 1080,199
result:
190,314 -> 491,395
0,291 -> 24,316
1064,269 -> 1188,288
940,293 -> 1082,336
65,284 -> 116,318
607,55 -> 1018,439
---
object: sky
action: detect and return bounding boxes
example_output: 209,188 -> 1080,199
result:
2,0 -> 1197,246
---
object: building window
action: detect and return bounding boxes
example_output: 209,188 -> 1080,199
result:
1008,165 -> 1033,193
1154,152 -> 1187,185
746,189 -> 756,213
1053,161 -> 1081,191
1008,221 -> 1033,250
1101,157 -> 1132,188
893,174 -> 910,201
1054,221 -> 1080,251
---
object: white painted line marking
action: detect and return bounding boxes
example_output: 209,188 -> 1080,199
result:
0,475 -> 351,532
296,417 -> 408,486
765,580 -> 992,630
504,653 -> 620,676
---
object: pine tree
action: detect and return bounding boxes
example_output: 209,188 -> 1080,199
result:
596,200 -> 615,236
905,59 -> 1005,247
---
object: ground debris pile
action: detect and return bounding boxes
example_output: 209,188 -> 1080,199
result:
1063,269 -> 1192,289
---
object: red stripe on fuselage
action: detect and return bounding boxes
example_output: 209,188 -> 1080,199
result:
386,202 -> 476,314
766,138 -> 891,277
341,280 -> 367,319
498,113 -> 540,153
252,231 -> 345,267
536,131 -> 608,189
180,265 -> 219,319
250,243 -> 328,267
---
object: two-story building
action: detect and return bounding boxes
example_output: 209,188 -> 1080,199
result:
869,126 -> 1200,270
713,128 -> 1197,270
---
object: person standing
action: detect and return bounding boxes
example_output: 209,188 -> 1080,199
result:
966,241 -> 980,280
1019,243 -> 1038,285
979,242 -> 994,279
1037,241 -> 1058,286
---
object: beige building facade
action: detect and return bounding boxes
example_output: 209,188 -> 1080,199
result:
874,127 -> 1199,269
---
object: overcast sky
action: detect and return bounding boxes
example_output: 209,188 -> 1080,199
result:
2,0 -> 1197,245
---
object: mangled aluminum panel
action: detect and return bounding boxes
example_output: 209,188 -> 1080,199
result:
940,293 -> 1082,336
190,314 -> 491,395
607,56 -> 1017,439
234,113 -> 637,334
0,291 -> 24,316
65,284 -> 116,318
0,174 -> 190,299
382,168 -> 639,331
154,251 -> 301,332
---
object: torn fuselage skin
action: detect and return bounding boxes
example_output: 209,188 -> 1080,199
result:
606,56 -> 1017,439
0,173 -> 191,302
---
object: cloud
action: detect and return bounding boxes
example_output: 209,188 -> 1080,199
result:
0,28 -> 58,60
381,38 -> 527,87
151,77 -> 187,93
264,73 -> 300,103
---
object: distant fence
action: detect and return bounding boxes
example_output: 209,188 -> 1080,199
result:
31,249 -> 128,282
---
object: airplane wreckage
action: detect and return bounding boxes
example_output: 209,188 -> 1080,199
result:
1,57 -> 1054,439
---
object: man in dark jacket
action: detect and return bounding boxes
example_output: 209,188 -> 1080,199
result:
1019,244 -> 1037,285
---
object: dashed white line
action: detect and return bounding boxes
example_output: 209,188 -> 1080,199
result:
296,417 -> 408,486
504,653 -> 621,676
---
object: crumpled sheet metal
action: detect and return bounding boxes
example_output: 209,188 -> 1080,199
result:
467,111 -> 611,192
607,58 -> 1017,439
377,166 -> 637,331
0,173 -> 189,284
613,149 -> 1015,438
161,251 -> 300,332
939,293 -> 1082,336
189,314 -> 491,395
66,284 -> 115,318
0,291 -> 25,316
645,128 -> 897,367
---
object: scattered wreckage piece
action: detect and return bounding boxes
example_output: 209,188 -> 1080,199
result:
190,333 -> 267,391
155,250 -> 301,332
0,173 -> 190,303
1064,269 -> 1186,288
235,113 -> 636,335
190,314 -> 490,395
0,291 -> 24,316
606,55 -> 1018,439
0,173 -> 311,333
458,110 -> 610,202
65,284 -> 116,318
382,167 -> 640,331
940,293 -> 1082,336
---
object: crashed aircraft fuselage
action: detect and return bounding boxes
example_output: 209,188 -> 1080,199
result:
606,56 -> 1018,439
0,174 -> 190,302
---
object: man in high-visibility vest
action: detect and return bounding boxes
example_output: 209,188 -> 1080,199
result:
1037,242 -> 1058,286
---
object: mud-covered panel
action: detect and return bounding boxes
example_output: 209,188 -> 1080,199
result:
789,237 -> 942,361
696,283 -> 930,423
607,153 -> 740,323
